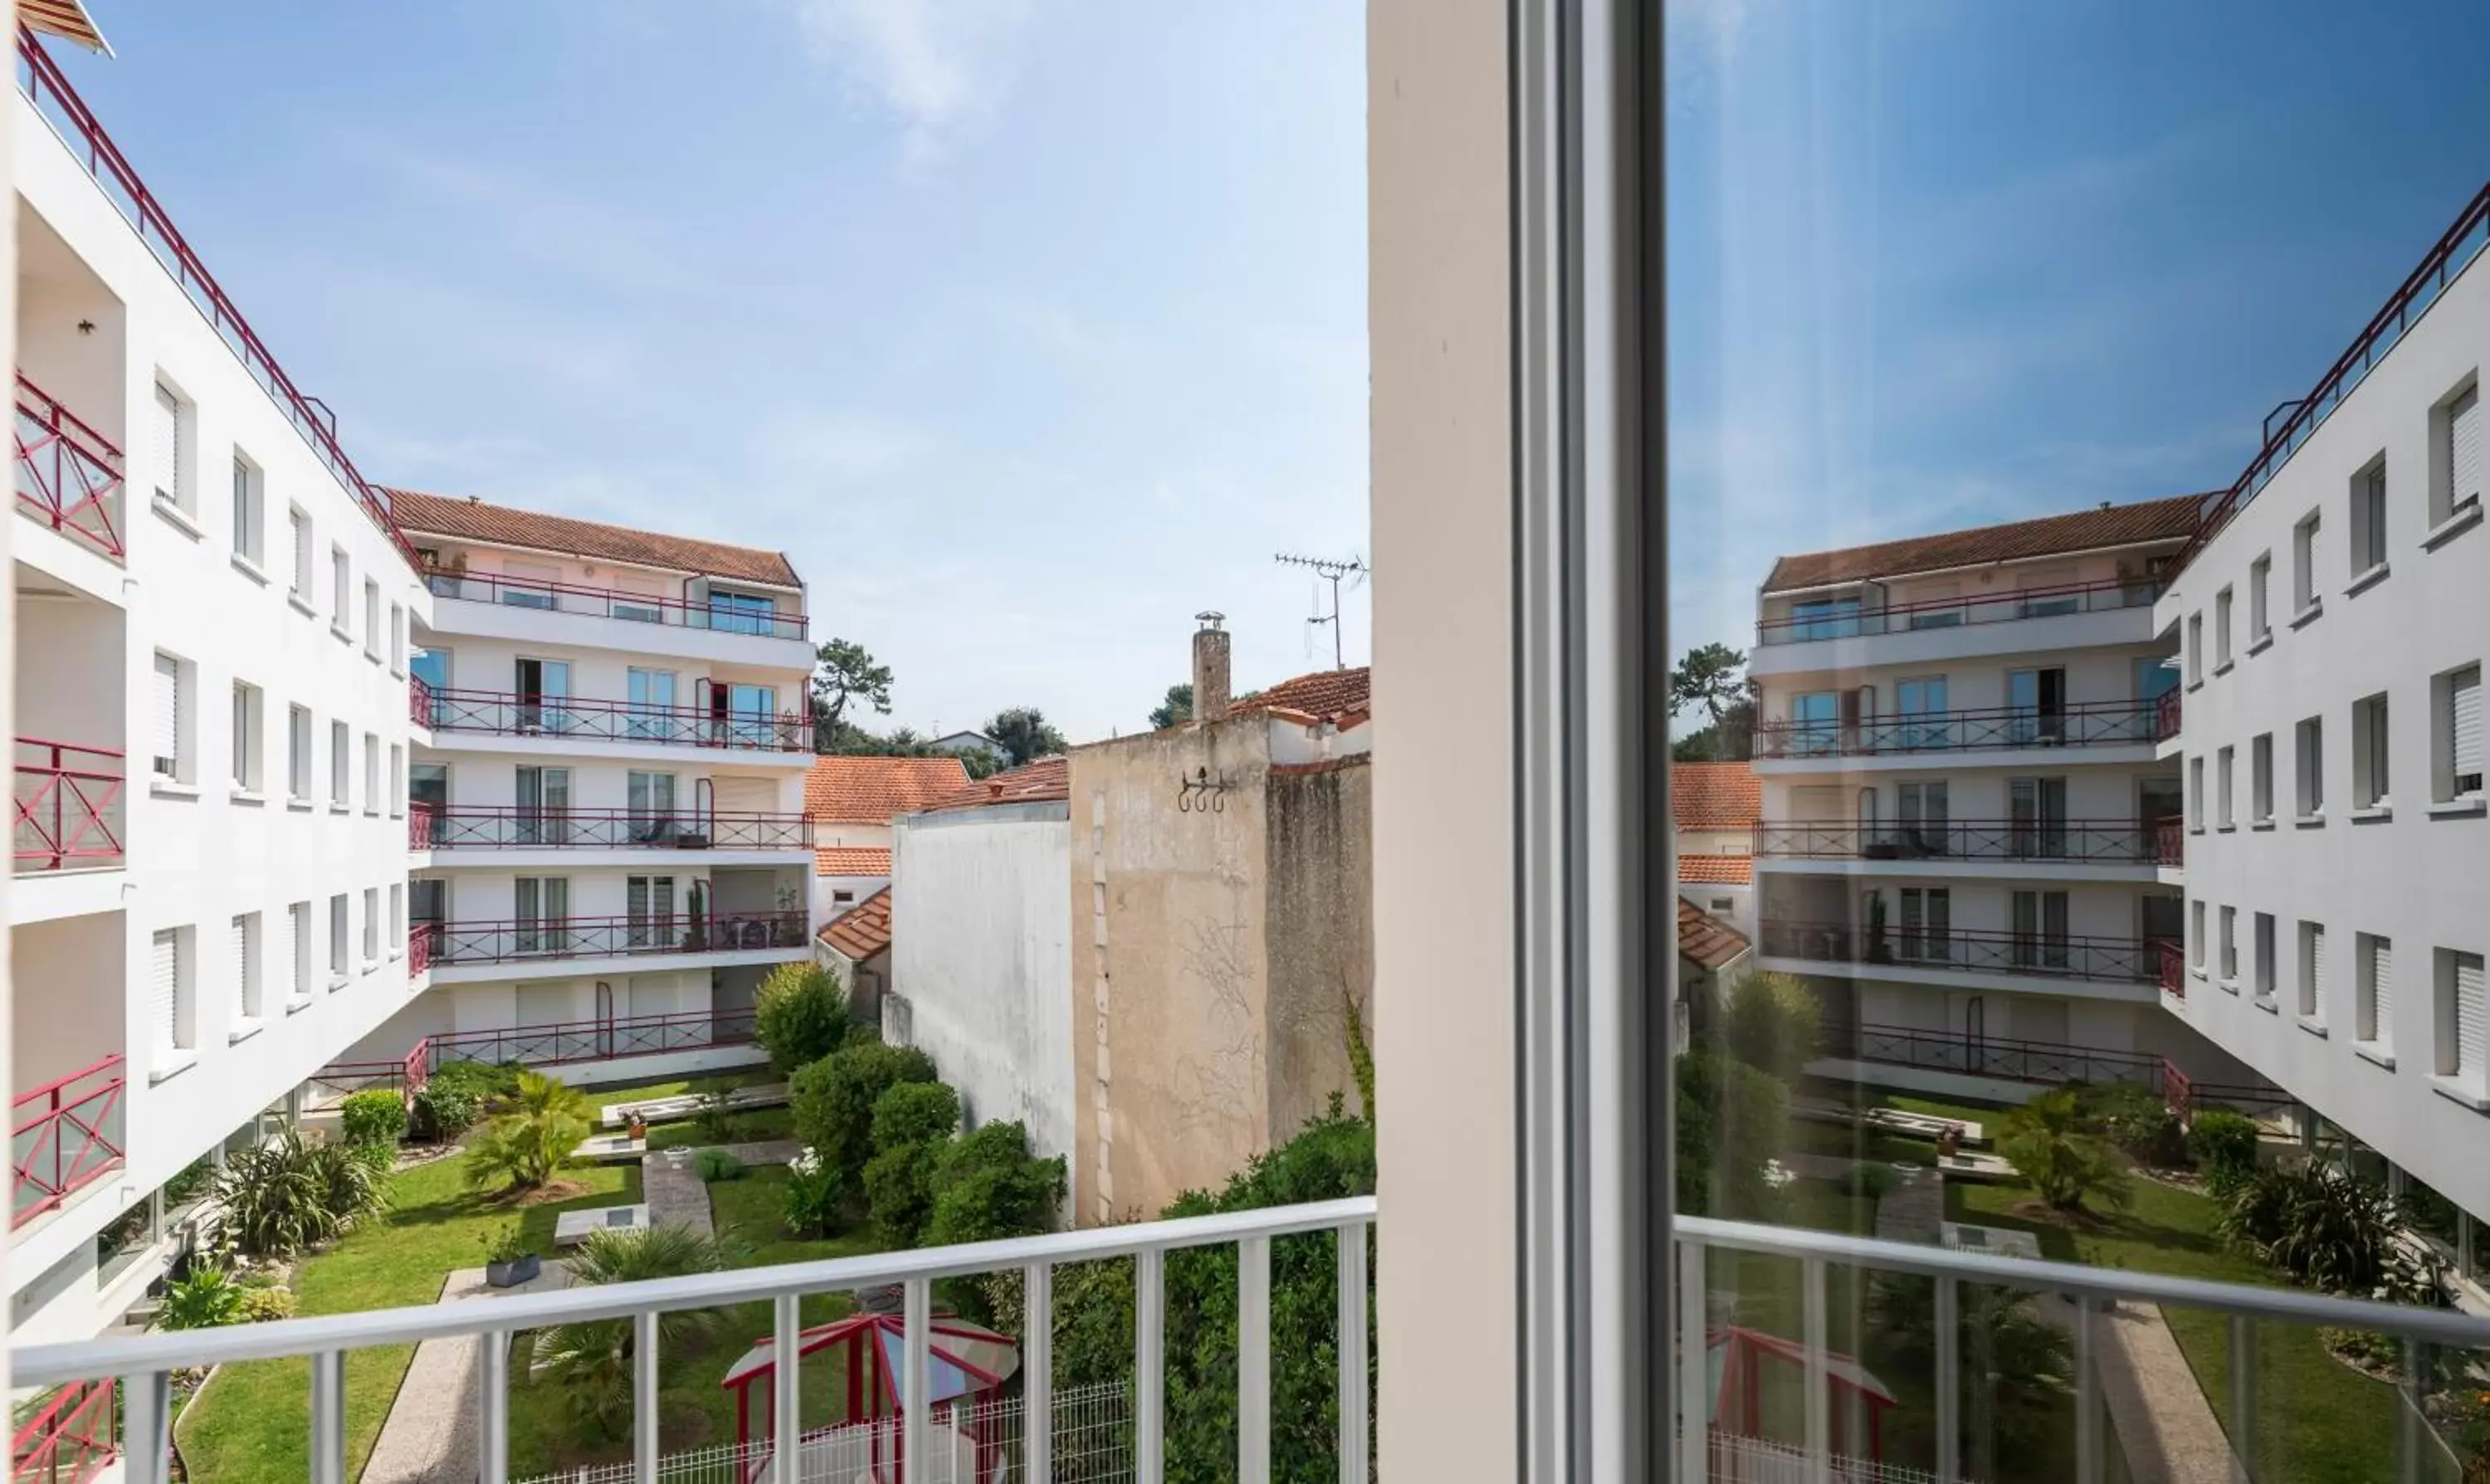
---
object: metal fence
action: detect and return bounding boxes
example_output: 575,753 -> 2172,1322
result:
1752,819 -> 2156,864
1755,701 -> 2155,759
1760,922 -> 2166,986
13,373 -> 124,562
416,806 -> 813,852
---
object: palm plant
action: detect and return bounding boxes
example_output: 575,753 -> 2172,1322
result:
158,1267 -> 246,1330
2219,1161 -> 2444,1304
463,1070 -> 593,1194
1997,1090 -> 2133,1215
532,1225 -> 746,1440
1868,1277 -> 2073,1474
213,1130 -> 387,1257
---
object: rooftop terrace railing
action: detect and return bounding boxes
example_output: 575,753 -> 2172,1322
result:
422,569 -> 810,643
1755,700 -> 2156,760
1756,576 -> 2158,647
12,373 -> 124,562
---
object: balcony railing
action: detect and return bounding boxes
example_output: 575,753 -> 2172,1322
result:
2155,688 -> 2181,741
1760,920 -> 2167,985
423,911 -> 809,968
1824,1021 -> 2170,1091
414,805 -> 813,852
19,1198 -> 1374,1484
12,1055 -> 124,1229
9,1378 -> 115,1484
1752,819 -> 2156,865
408,922 -> 431,979
2156,817 -> 2184,866
2159,938 -> 2186,998
1756,575 -> 2158,647
1755,700 -> 2155,759
417,685 -> 809,753
422,569 -> 808,642
12,374 -> 124,562
13,737 -> 124,872
14,30 -> 418,569
310,1008 -> 759,1102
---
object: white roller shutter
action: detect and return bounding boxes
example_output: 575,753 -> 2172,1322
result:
285,906 -> 302,998
2452,386 -> 2482,515
2458,954 -> 2487,1081
2309,925 -> 2327,1015
151,383 -> 182,505
232,916 -> 247,1015
2372,937 -> 2395,1034
151,930 -> 179,1052
2453,668 -> 2483,793
151,654 -> 180,777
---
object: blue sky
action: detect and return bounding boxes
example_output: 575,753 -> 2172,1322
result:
1667,0 -> 2490,663
53,2 -> 1368,741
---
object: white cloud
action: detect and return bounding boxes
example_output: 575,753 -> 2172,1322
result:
775,0 -> 1038,164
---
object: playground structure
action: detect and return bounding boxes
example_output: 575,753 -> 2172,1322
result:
718,1308 -> 1021,1484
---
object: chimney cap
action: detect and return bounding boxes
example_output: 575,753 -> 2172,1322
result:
1195,610 -> 1225,630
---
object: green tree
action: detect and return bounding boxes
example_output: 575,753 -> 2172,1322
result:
1150,683 -> 1194,730
1997,1090 -> 2133,1214
923,1120 -> 1067,1247
463,1070 -> 593,1194
810,637 -> 894,749
984,706 -> 1067,767
1869,1277 -> 2074,1477
752,961 -> 852,1074
533,1225 -> 745,1441
1721,970 -> 1823,1082
1672,1049 -> 1790,1218
863,1081 -> 962,1244
789,1041 -> 939,1204
1668,642 -> 1749,728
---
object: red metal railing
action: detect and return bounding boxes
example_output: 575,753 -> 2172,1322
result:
2158,940 -> 2186,998
9,1379 -> 116,1484
14,30 -> 419,569
427,911 -> 809,967
408,922 -> 432,979
13,737 -> 124,872
2156,817 -> 2184,866
2163,1059 -> 2192,1121
1755,699 -> 2156,759
12,373 -> 123,561
1760,920 -> 2164,985
2155,689 -> 2182,742
421,569 -> 808,642
417,806 -> 813,852
2175,180 -> 2490,574
12,1055 -> 124,1228
1756,574 -> 2159,644
1752,818 -> 2157,864
409,675 -> 432,728
420,686 -> 808,753
1827,1021 -> 2168,1089
408,801 -> 435,850
310,1007 -> 761,1100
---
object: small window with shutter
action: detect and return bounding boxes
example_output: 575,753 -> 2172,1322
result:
151,652 -> 188,780
2359,932 -> 2394,1047
2299,921 -> 2326,1022
2439,949 -> 2488,1086
152,927 -> 189,1054
152,380 -> 190,511
2444,664 -> 2482,800
290,508 -> 314,598
2441,380 -> 2482,525
288,901 -> 310,1001
233,912 -> 261,1020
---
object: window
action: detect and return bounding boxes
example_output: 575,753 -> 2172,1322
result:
151,379 -> 192,511
389,745 -> 405,818
1897,781 -> 1947,852
2250,734 -> 2273,823
2292,509 -> 2322,612
516,766 -> 573,845
2353,692 -> 2390,809
502,562 -> 560,610
725,683 -> 779,748
627,667 -> 679,740
287,901 -> 310,1002
2253,913 -> 2276,1003
390,884 -> 405,950
2213,587 -> 2233,669
2299,921 -> 2326,1022
231,454 -> 263,564
232,911 -> 262,1021
364,734 -> 380,814
329,895 -> 349,981
2436,380 -> 2481,527
390,604 -> 406,674
1708,896 -> 1735,914
2248,554 -> 2271,642
364,888 -> 380,964
2435,663 -> 2483,802
230,681 -> 262,792
2188,755 -> 2204,831
290,508 -> 314,598
2190,900 -> 2206,970
2440,949 -> 2488,1088
151,652 -> 192,782
2297,715 -> 2325,815
515,877 -> 569,954
706,589 -> 777,636
628,771 -> 678,841
613,579 -> 667,623
151,927 -> 191,1054
2185,612 -> 2203,684
1789,691 -> 1839,754
2216,745 -> 2234,829
1786,595 -> 1862,639
2358,932 -> 2395,1048
2352,458 -> 2389,574
1899,887 -> 1950,961
288,705 -> 313,800
2009,890 -> 2069,969
2219,905 -> 2238,984
330,720 -> 350,807
364,579 -> 382,658
627,875 -> 677,947
331,545 -> 351,631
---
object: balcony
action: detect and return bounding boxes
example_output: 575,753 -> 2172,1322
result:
2156,689 -> 2181,742
1760,920 -> 2167,987
9,1378 -> 115,1484
12,1054 -> 124,1230
422,911 -> 808,969
1752,818 -> 2156,867
2156,817 -> 2183,867
1755,700 -> 2155,763
411,804 -> 813,853
413,682 -> 810,754
422,569 -> 809,643
312,1008 -> 760,1102
1824,1019 -> 2177,1093
13,737 -> 124,872
2159,938 -> 2186,998
12,373 -> 124,563
1757,575 -> 2158,647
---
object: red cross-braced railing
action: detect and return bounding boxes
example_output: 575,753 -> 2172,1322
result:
408,922 -> 432,979
9,1378 -> 116,1484
417,806 -> 815,852
2156,817 -> 2184,866
14,29 -> 418,569
2156,689 -> 2182,742
12,1055 -> 124,1228
2159,939 -> 2187,999
427,912 -> 809,967
307,1008 -> 761,1101
1760,920 -> 2165,986
409,675 -> 432,728
422,569 -> 810,642
13,374 -> 123,561
12,737 -> 124,872
420,686 -> 809,753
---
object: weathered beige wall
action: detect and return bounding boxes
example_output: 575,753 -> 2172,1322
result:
1068,720 -> 1275,1223
1263,758 -> 1374,1136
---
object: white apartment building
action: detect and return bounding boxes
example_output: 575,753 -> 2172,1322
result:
9,18 -> 428,1344
2155,183 -> 2490,1244
1746,500 -> 2258,1101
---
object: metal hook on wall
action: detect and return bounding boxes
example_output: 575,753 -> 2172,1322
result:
1175,765 -> 1231,813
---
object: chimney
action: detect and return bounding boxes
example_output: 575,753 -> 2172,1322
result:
1192,611 -> 1231,724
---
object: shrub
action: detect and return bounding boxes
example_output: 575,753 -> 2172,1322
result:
1673,1049 -> 1791,1218
533,1226 -> 744,1443
159,1267 -> 246,1330
1868,1277 -> 2073,1467
430,1059 -> 523,1102
923,1120 -> 1066,1249
691,1149 -> 744,1183
1835,1163 -> 1894,1201
784,1148 -> 839,1238
2189,1110 -> 2261,1192
2219,1161 -> 2442,1304
863,1082 -> 962,1244
753,962 -> 852,1074
790,1042 -> 938,1203
340,1089 -> 409,1148
463,1071 -> 593,1194
1722,971 -> 1823,1082
409,1085 -> 483,1142
1998,1091 -> 2132,1215
164,1156 -> 217,1208
482,1221 -> 532,1264
2070,1081 -> 2187,1166
213,1130 -> 387,1257
237,1285 -> 297,1324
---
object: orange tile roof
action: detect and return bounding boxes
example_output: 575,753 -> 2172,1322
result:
1677,855 -> 1753,886
387,488 -> 801,588
814,847 -> 893,878
1761,494 -> 2203,594
805,756 -> 973,825
1677,898 -> 1752,970
819,886 -> 891,961
1673,763 -> 1760,828
924,757 -> 1070,812
1233,666 -> 1371,723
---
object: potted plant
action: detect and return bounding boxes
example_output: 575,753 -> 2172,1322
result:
625,1110 -> 649,1142
483,1222 -> 540,1289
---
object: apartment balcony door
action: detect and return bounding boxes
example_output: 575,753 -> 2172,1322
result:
515,876 -> 569,955
1962,995 -> 1986,1071
410,764 -> 448,845
412,649 -> 450,725
2008,666 -> 2068,746
1899,780 -> 1949,857
2010,776 -> 2068,859
1901,887 -> 1950,962
516,767 -> 572,847
410,878 -> 447,959
627,667 -> 676,741
2011,890 -> 2071,970
628,771 -> 678,845
515,658 -> 571,735
1897,676 -> 1949,750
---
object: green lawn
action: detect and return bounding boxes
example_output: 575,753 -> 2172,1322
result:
646,1106 -> 796,1152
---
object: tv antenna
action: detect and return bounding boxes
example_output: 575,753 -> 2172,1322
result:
1273,552 -> 1369,670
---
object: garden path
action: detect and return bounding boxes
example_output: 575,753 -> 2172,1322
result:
2075,1296 -> 2239,1484
642,1140 -> 802,1237
361,1264 -> 571,1484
